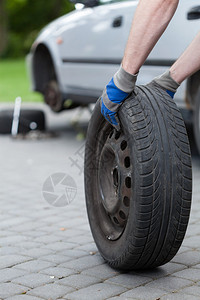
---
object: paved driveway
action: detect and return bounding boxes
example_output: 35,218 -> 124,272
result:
0,104 -> 200,300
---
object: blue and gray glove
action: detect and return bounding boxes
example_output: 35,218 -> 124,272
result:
101,65 -> 138,130
152,70 -> 180,99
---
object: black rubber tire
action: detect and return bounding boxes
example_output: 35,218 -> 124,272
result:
0,109 -> 45,134
84,83 -> 192,270
44,80 -> 63,112
193,87 -> 200,155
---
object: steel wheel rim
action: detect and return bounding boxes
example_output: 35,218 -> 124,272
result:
97,128 -> 132,241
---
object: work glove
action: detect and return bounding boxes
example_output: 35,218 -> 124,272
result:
152,70 -> 180,98
101,65 -> 137,130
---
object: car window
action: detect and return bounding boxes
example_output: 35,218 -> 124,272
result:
99,0 -> 134,5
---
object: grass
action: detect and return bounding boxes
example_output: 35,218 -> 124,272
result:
0,59 -> 42,103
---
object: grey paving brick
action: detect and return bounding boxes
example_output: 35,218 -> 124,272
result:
58,274 -> 101,289
58,249 -> 88,258
0,235 -> 28,246
15,241 -> 42,249
108,297 -> 139,300
14,260 -> 56,272
41,254 -> 71,264
42,242 -> 77,251
134,262 -> 187,279
0,268 -> 28,283
19,248 -> 53,259
172,250 -> 200,266
172,268 -> 200,282
27,283 -> 75,299
180,285 -> 200,297
119,286 -> 168,300
65,283 -> 127,300
105,274 -> 151,289
6,296 -> 44,300
40,267 -> 78,279
0,217 -> 30,230
34,234 -> 63,244
12,273 -> 55,288
160,292 -> 200,300
81,264 -> 120,280
60,254 -> 104,271
0,283 -> 29,298
144,276 -> 193,292
0,246 -> 22,255
0,255 -> 32,269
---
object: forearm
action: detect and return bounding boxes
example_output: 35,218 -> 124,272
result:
122,0 -> 179,74
170,32 -> 200,84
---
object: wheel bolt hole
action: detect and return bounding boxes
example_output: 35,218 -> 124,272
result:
120,140 -> 127,151
119,210 -> 126,220
113,168 -> 119,187
125,176 -> 131,188
123,196 -> 130,207
124,156 -> 130,168
115,131 -> 121,140
113,217 -> 119,224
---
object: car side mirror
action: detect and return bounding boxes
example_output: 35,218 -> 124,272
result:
70,0 -> 99,8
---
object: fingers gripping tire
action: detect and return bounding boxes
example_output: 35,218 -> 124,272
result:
84,83 -> 192,270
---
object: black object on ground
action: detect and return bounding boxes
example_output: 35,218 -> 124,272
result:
0,109 -> 45,134
84,84 -> 192,270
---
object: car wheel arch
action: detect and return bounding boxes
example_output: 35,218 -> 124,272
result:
33,43 -> 58,94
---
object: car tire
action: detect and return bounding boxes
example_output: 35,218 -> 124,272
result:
193,87 -> 200,155
44,80 -> 63,112
0,109 -> 45,134
84,83 -> 192,270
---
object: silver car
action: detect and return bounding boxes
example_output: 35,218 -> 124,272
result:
27,0 -> 200,152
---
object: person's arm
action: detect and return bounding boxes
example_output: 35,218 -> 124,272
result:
122,0 -> 179,74
170,32 -> 200,84
101,0 -> 179,128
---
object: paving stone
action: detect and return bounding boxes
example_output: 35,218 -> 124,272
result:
81,264 -> 120,280
19,248 -> 54,259
0,282 -> 29,298
27,283 -> 75,299
0,268 -> 28,283
0,246 -> 21,255
172,268 -> 200,282
172,250 -> 200,266
0,255 -> 32,269
60,255 -> 104,271
41,254 -> 72,264
134,262 -> 187,279
58,249 -> 88,258
65,283 -> 127,300
14,260 -> 56,272
105,273 -> 151,289
6,296 -> 44,300
12,273 -> 55,288
58,274 -> 101,289
180,285 -> 200,297
119,286 -> 168,300
144,276 -> 193,292
42,242 -> 77,251
40,267 -> 78,279
160,292 -> 200,300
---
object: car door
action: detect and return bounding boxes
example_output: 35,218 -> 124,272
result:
56,0 -> 138,94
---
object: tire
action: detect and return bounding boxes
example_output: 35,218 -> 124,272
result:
84,83 -> 192,270
44,80 -> 63,112
0,109 -> 45,134
193,87 -> 200,155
